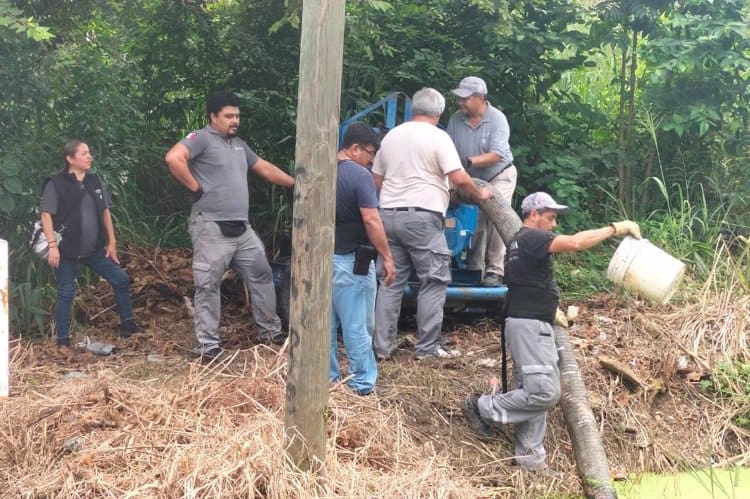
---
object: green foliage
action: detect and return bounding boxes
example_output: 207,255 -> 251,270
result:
642,1 -> 750,140
555,245 -> 613,301
700,360 -> 750,429
0,157 -> 25,215
1,0 -> 749,328
0,0 -> 53,41
10,282 -> 53,339
9,262 -> 55,339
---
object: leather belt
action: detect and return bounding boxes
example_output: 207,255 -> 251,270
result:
383,207 -> 442,216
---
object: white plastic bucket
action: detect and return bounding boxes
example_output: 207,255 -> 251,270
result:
607,236 -> 686,304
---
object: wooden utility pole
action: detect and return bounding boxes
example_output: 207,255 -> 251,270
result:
284,0 -> 345,472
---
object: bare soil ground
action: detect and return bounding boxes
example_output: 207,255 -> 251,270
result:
1,245 -> 747,498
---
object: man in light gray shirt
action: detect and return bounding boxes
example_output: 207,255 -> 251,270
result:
447,76 -> 517,287
165,92 -> 295,362
372,88 -> 492,360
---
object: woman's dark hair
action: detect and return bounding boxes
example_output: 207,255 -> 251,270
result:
206,92 -> 240,117
62,139 -> 86,171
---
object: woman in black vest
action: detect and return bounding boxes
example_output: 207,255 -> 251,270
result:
40,140 -> 142,347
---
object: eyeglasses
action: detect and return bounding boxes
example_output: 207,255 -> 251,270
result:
362,146 -> 377,157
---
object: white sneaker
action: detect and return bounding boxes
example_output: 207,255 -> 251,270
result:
416,346 -> 461,360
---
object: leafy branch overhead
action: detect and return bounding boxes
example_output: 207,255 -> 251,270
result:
0,0 -> 53,41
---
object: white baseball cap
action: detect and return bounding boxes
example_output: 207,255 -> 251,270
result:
521,192 -> 569,215
451,76 -> 488,98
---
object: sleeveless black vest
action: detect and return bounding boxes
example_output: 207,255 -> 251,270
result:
45,171 -> 107,259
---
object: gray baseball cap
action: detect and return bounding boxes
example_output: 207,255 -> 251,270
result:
521,192 -> 569,215
451,76 -> 488,98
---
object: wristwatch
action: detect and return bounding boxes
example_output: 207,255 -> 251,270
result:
465,157 -> 473,168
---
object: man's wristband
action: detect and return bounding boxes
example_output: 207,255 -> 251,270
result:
465,157 -> 473,168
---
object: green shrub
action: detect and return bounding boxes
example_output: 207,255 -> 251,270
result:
700,360 -> 750,429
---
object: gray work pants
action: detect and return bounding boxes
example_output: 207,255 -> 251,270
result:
468,165 -> 517,277
478,317 -> 561,470
189,213 -> 282,352
374,209 -> 451,357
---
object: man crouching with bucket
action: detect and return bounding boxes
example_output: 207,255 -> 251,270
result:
461,192 -> 641,474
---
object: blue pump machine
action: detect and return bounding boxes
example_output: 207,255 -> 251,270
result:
340,93 -> 507,317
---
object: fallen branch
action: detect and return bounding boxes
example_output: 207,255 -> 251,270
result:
557,327 -> 617,499
598,355 -> 647,391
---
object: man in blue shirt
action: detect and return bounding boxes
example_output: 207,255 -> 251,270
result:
331,123 -> 395,395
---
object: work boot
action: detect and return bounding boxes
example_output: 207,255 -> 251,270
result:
120,320 -> 143,338
56,336 -> 70,347
260,333 -> 287,346
481,273 -> 503,287
200,347 -> 223,364
461,396 -> 497,441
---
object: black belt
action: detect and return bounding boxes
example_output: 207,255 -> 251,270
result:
383,207 -> 443,216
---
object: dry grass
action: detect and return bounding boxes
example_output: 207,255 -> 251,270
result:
1,341 -> 485,498
2,245 -> 748,497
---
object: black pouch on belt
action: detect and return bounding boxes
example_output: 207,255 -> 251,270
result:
216,220 -> 247,237
353,244 -> 377,275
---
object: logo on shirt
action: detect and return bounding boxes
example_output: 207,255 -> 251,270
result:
94,188 -> 103,200
186,131 -> 198,140
234,146 -> 243,151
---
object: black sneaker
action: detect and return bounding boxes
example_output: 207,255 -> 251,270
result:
200,347 -> 223,363
120,320 -> 143,338
461,397 -> 497,441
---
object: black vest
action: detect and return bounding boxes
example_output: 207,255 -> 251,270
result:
504,227 -> 559,323
46,171 -> 107,259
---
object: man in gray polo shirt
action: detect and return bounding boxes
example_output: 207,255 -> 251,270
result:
165,92 -> 295,362
447,76 -> 517,287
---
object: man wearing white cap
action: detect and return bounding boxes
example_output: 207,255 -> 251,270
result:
447,76 -> 517,287
461,192 -> 641,473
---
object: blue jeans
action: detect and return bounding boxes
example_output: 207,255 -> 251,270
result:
330,253 -> 377,395
54,251 -> 135,341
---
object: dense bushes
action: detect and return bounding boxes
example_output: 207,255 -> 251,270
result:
1,0 -> 749,337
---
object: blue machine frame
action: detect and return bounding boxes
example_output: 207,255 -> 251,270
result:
339,92 -> 412,148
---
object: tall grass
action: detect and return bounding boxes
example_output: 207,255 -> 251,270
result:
101,156 -> 192,249
643,179 -> 732,280
8,256 -> 56,339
